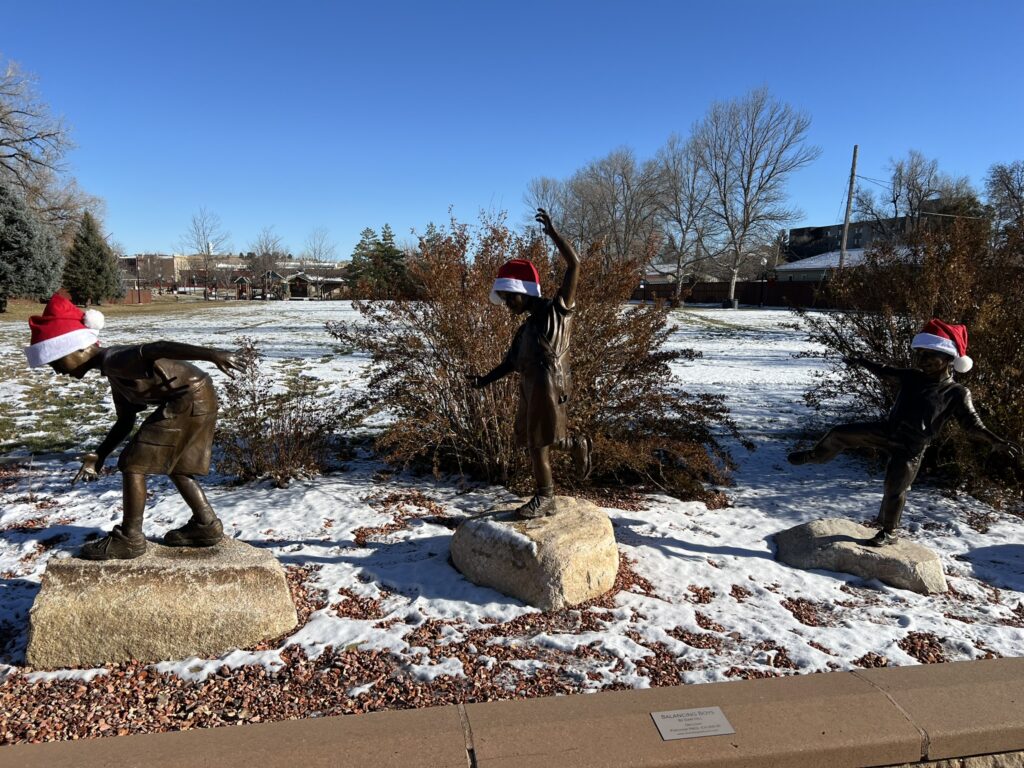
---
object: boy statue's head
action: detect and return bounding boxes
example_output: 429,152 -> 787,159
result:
490,259 -> 541,314
25,294 -> 104,377
911,318 -> 972,374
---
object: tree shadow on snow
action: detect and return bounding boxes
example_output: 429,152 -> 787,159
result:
248,534 -> 528,608
960,545 -> 1024,592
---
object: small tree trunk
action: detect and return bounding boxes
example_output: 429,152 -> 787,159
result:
728,268 -> 739,301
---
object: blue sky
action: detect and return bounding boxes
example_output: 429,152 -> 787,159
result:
5,0 -> 1023,257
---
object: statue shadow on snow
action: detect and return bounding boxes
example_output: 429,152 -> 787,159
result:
0,576 -> 41,666
250,533 -> 528,607
612,517 -> 774,562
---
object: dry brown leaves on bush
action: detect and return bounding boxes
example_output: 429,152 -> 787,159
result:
326,212 -> 738,502
797,222 -> 1024,494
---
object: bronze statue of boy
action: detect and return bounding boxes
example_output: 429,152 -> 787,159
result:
471,209 -> 592,519
789,318 -> 1020,546
25,294 -> 242,560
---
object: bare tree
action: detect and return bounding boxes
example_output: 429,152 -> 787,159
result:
854,150 -> 978,241
693,87 -> 820,302
179,207 -> 230,299
651,134 -> 718,304
247,225 -> 285,300
525,148 -> 662,266
302,226 -> 336,298
0,56 -> 100,245
984,160 -> 1024,235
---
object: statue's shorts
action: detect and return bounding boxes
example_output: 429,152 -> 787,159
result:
118,383 -> 218,476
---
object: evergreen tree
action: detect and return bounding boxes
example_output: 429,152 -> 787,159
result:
346,227 -> 379,294
374,223 -> 409,297
0,179 -> 62,312
62,211 -> 122,305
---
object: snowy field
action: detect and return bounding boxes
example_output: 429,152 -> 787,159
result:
1,300 -> 1022,742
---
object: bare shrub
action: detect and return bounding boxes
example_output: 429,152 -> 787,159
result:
327,213 -> 736,501
215,337 -> 334,487
798,221 -> 1024,493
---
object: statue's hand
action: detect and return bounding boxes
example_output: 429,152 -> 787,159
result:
214,351 -> 244,378
72,453 -> 101,485
534,208 -> 556,237
842,355 -> 863,367
466,372 -> 485,390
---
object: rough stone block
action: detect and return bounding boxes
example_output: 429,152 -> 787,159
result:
27,538 -> 297,669
774,518 -> 947,594
450,496 -> 619,611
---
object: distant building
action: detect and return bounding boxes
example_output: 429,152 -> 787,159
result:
773,248 -> 867,282
788,222 -> 894,260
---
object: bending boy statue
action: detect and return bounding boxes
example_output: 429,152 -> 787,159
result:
789,319 -> 1020,546
25,294 -> 242,560
471,208 -> 592,519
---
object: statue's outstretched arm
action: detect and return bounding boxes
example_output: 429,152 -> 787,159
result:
536,208 -> 579,308
141,341 -> 243,377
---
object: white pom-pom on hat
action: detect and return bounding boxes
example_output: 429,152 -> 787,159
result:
83,308 -> 105,331
953,355 -> 973,373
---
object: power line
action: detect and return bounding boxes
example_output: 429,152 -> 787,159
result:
855,174 -> 892,189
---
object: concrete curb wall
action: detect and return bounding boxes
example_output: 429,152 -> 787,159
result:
3,658 -> 1022,768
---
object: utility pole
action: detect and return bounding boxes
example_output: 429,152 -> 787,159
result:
839,144 -> 859,270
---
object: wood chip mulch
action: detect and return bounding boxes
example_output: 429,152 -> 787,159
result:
0,554 -> 679,746
897,632 -> 947,664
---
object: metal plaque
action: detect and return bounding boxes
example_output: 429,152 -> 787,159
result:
651,706 -> 736,741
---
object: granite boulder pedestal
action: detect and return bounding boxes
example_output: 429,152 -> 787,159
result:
774,518 -> 947,594
27,538 -> 297,669
450,496 -> 619,611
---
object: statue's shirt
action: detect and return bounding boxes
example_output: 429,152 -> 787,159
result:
884,367 -> 986,448
98,345 -> 214,416
504,296 -> 574,383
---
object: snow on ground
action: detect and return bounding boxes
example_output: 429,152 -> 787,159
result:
1,301 -> 1022,695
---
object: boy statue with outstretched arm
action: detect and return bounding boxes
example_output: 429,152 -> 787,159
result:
471,208 -> 593,519
788,318 -> 1020,546
25,294 -> 243,560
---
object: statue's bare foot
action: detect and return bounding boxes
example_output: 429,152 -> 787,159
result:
572,434 -> 593,479
163,517 -> 224,547
79,525 -> 147,560
863,530 -> 897,547
516,495 -> 556,519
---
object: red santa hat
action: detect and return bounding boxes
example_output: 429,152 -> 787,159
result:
24,294 -> 105,368
911,318 -> 972,373
490,259 -> 542,305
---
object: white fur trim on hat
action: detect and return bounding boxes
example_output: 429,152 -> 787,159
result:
911,332 -> 957,358
489,277 -> 541,305
83,308 -> 105,331
954,355 -> 973,373
25,328 -> 99,368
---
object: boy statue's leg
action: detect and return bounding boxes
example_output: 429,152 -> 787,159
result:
865,450 -> 924,547
788,422 -> 889,465
163,473 -> 224,547
516,446 -> 556,519
79,472 -> 148,560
